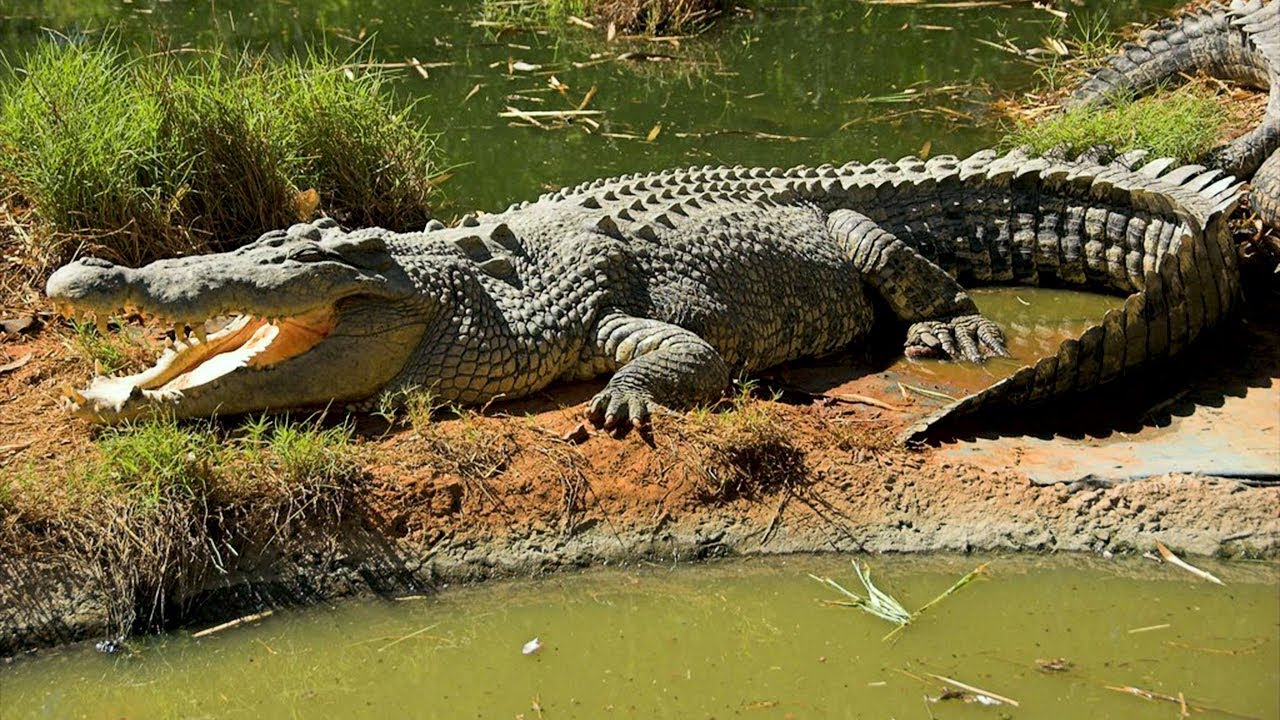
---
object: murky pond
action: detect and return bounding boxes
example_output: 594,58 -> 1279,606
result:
2,555 -> 1276,718
892,287 -> 1124,393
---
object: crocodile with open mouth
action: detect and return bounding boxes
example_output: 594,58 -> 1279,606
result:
46,147 -> 1243,442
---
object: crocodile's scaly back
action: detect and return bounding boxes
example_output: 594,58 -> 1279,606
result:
496,148 -> 1243,439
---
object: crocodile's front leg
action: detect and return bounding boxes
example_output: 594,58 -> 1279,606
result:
828,209 -> 1009,362
586,312 -> 730,429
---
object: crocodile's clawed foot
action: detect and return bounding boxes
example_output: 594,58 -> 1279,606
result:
587,387 -> 659,431
905,314 -> 1009,363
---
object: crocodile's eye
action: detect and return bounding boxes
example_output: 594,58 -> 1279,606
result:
288,246 -> 330,263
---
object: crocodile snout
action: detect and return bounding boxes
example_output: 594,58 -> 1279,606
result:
45,257 -> 133,311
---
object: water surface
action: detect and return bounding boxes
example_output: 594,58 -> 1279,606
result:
0,0 -> 1182,211
2,555 -> 1275,719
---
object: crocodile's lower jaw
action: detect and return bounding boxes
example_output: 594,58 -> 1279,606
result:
64,307 -> 336,422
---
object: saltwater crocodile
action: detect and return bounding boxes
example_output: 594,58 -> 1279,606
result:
46,149 -> 1242,441
1063,0 -> 1279,226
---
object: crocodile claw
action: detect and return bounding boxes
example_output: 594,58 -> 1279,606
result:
587,387 -> 657,430
905,314 -> 1009,363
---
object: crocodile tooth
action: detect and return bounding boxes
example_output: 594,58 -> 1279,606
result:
96,315 -> 109,334
194,326 -> 208,344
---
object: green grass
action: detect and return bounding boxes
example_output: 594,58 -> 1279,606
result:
73,415 -> 360,508
0,40 -> 439,275
1003,84 -> 1227,165
90,420 -> 223,505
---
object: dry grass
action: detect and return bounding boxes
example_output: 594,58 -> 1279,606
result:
482,0 -> 724,34
0,416 -> 362,635
674,384 -> 809,503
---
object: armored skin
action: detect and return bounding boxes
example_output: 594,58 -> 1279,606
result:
46,148 -> 1243,441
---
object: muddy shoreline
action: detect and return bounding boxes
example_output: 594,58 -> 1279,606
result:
3,309 -> 1280,658
4,460 -> 1275,658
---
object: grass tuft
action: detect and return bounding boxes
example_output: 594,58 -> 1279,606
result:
89,420 -> 222,505
0,40 -> 439,283
2,415 -> 363,635
64,318 -> 150,376
1003,85 -> 1227,165
679,382 -> 808,503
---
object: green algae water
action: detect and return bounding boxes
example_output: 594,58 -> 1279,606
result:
2,555 -> 1276,718
848,287 -> 1124,395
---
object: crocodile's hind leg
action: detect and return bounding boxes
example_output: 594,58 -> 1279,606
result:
828,209 -> 1010,362
585,312 -> 730,429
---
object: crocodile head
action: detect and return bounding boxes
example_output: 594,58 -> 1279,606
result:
45,220 -> 432,423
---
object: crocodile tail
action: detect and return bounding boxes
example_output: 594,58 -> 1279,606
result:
1254,148 -> 1280,227
1067,2 -> 1266,106
1207,1 -> 1280,179
898,154 -> 1245,444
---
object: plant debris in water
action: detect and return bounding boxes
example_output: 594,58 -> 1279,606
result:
810,561 -> 989,640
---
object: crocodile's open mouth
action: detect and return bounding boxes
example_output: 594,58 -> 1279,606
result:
62,306 -> 336,420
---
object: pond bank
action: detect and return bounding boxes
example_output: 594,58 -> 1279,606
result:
3,306 -> 1277,656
